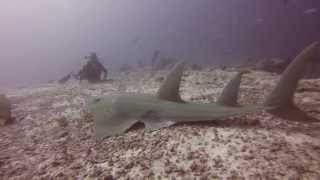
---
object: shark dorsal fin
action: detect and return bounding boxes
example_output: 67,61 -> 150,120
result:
217,70 -> 248,107
157,61 -> 186,102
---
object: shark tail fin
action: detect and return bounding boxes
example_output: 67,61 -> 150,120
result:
217,70 -> 249,107
264,42 -> 319,122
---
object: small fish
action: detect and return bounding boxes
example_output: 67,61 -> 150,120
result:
256,18 -> 264,23
304,8 -> 318,15
131,36 -> 140,45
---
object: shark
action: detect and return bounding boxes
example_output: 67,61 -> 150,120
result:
87,42 -> 319,139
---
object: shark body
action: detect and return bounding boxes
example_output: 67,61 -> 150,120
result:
88,42 -> 319,139
89,93 -> 263,138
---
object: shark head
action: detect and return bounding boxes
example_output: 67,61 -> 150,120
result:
87,95 -> 139,139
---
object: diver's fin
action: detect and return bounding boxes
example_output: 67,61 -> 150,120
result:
217,70 -> 248,107
157,61 -> 186,103
264,42 -> 319,122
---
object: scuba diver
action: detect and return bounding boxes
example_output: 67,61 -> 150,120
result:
78,53 -> 108,83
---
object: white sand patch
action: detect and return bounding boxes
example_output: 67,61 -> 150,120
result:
52,100 -> 71,108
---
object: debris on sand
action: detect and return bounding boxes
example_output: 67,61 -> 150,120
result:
0,94 -> 11,126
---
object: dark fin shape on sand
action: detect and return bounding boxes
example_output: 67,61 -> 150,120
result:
217,70 -> 249,107
140,110 -> 176,131
157,61 -> 186,103
264,42 -> 319,122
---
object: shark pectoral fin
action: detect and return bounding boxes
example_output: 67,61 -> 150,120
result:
157,61 -> 186,103
217,71 -> 248,107
142,119 -> 176,132
94,114 -> 138,139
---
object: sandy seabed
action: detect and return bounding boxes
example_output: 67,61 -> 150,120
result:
0,67 -> 320,179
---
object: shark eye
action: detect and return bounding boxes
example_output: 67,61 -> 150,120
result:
93,98 -> 101,103
142,110 -> 156,118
